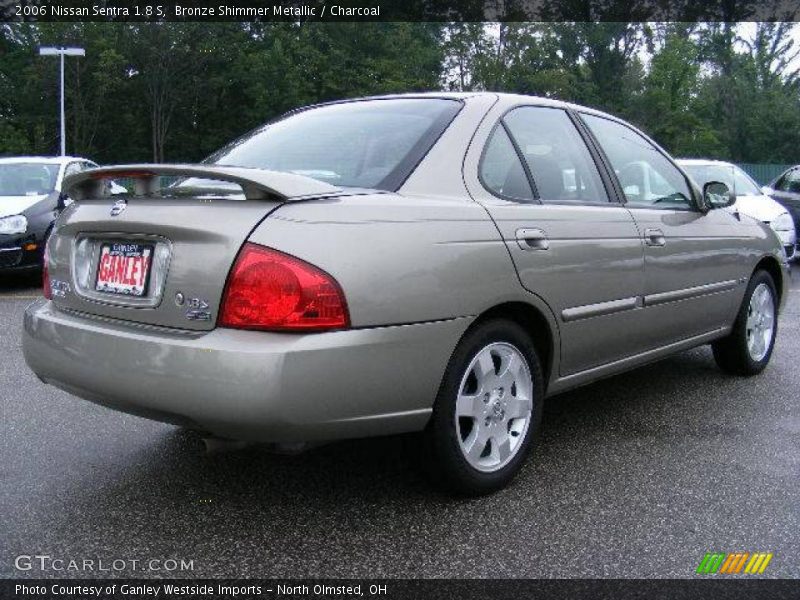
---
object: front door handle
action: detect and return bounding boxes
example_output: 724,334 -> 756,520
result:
644,228 -> 666,247
516,228 -> 550,251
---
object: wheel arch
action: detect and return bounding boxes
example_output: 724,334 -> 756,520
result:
753,255 -> 785,304
470,301 -> 556,389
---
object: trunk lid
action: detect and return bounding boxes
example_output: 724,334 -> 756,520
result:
47,165 -> 341,331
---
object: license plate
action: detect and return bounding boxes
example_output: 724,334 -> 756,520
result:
95,242 -> 154,297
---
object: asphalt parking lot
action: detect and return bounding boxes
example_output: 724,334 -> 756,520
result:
1,268 -> 798,579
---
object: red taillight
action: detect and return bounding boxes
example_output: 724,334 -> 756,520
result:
42,238 -> 52,300
219,243 -> 349,331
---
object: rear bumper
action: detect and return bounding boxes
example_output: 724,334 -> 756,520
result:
23,300 -> 472,442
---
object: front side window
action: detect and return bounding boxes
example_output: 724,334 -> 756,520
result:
205,99 -> 462,190
582,114 -> 694,209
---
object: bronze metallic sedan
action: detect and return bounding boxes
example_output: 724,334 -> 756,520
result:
23,93 -> 789,494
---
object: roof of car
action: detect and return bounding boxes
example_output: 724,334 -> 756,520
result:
328,90 -> 589,108
336,91 -> 622,122
0,156 -> 87,165
676,158 -> 736,167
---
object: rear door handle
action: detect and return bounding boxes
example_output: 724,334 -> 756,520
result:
516,228 -> 549,251
644,228 -> 666,247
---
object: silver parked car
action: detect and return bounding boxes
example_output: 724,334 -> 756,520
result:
23,93 -> 789,494
677,159 -> 797,260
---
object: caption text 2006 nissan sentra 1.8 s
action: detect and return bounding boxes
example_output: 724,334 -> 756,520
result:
23,93 -> 789,495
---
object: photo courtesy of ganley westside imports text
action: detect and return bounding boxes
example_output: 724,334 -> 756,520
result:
1,1 -> 799,599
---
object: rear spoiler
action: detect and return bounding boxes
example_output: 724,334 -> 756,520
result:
64,164 -> 343,202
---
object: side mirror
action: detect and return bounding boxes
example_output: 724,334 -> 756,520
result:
703,181 -> 735,210
761,185 -> 774,195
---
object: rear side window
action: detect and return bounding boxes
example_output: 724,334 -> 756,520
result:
480,126 -> 534,201
206,99 -> 462,191
479,107 -> 609,204
503,107 -> 609,203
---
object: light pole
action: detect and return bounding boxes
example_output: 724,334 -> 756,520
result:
38,46 -> 85,156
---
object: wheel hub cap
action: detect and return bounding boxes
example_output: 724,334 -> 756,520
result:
455,342 -> 534,473
746,282 -> 775,362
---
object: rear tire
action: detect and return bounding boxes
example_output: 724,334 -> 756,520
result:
712,270 -> 778,376
423,319 -> 544,496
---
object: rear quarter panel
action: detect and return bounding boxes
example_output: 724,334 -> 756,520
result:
248,193 -> 537,328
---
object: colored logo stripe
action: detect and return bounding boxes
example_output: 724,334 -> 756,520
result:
697,552 -> 773,574
719,552 -> 749,574
697,553 -> 726,574
745,553 -> 773,574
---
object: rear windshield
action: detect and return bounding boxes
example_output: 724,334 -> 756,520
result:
205,98 -> 462,190
0,163 -> 59,196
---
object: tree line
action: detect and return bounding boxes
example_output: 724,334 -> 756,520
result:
1,21 -> 799,165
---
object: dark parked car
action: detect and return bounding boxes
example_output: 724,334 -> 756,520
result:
762,166 -> 800,255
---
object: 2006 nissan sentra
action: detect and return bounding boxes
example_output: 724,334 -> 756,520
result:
23,93 -> 789,494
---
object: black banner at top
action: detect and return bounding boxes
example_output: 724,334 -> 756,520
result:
3,0 -> 800,22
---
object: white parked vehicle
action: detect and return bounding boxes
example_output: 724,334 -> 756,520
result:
678,159 -> 797,260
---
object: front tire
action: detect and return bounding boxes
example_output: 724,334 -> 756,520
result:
712,270 -> 778,376
423,319 -> 544,496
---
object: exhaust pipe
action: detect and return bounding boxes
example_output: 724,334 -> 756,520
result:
201,437 -> 254,454
201,436 -> 322,455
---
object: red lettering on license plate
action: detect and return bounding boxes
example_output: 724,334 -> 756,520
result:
96,244 -> 153,296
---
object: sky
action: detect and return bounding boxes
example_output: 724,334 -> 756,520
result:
480,22 -> 800,74
737,22 -> 800,71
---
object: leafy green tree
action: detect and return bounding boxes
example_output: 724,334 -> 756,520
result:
442,23 -> 492,91
629,25 -> 724,157
3,20 -> 800,167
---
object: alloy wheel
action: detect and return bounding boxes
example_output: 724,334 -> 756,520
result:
746,282 -> 775,362
455,342 -> 534,473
